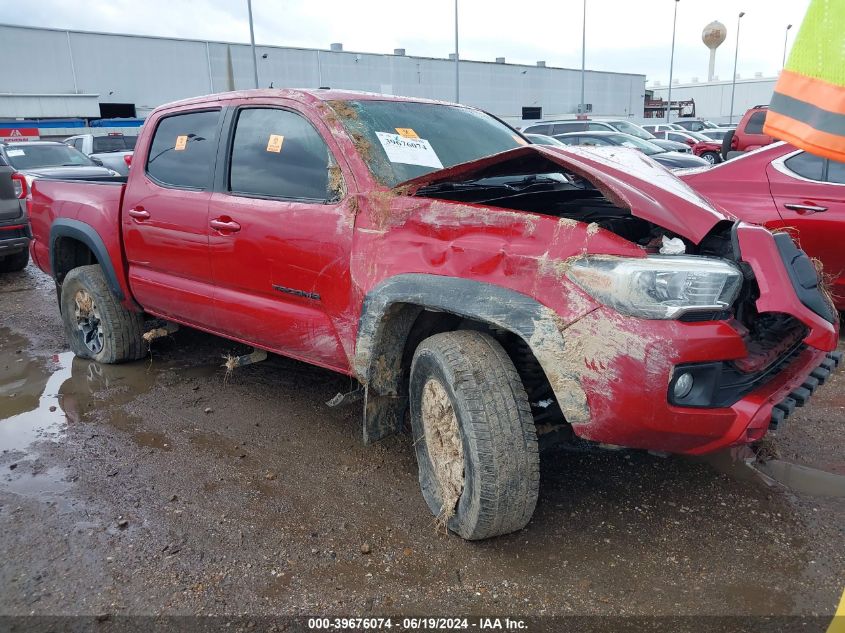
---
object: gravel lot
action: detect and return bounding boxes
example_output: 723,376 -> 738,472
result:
1,264 -> 843,631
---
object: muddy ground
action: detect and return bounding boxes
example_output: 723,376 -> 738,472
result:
1,265 -> 844,629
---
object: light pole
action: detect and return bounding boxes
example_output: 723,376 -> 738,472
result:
454,0 -> 460,103
579,0 -> 586,115
665,0 -> 680,122
729,11 -> 745,125
782,23 -> 792,68
247,0 -> 259,89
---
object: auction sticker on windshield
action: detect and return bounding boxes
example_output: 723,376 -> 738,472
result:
375,132 -> 443,168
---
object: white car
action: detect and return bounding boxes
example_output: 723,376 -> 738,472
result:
63,133 -> 137,176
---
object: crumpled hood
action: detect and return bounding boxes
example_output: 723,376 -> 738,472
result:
397,144 -> 732,244
21,166 -> 116,179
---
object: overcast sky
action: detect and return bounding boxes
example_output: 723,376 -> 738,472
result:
1,0 -> 810,84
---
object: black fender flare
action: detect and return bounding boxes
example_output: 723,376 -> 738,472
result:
354,273 -> 586,443
50,218 -> 124,301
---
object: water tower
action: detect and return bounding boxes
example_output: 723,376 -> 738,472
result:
702,21 -> 727,82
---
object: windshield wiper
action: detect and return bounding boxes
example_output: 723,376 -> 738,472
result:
498,175 -> 565,188
415,181 -> 512,195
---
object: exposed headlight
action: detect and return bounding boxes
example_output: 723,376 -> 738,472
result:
566,255 -> 743,319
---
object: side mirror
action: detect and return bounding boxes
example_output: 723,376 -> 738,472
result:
91,157 -> 104,166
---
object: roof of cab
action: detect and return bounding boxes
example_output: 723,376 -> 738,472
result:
155,88 -> 459,113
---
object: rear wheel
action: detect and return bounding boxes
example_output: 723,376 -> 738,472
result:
701,151 -> 720,165
60,265 -> 145,363
409,330 -> 540,540
0,248 -> 29,273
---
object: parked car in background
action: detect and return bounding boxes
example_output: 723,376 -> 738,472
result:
523,118 -> 691,154
674,119 -> 722,132
721,106 -> 774,161
699,128 -> 735,143
64,132 -> 137,175
0,141 -> 121,201
651,130 -> 723,164
553,131 -> 710,169
0,151 -> 30,272
26,89 -> 840,539
681,142 -> 845,309
641,123 -> 685,134
524,133 -> 566,147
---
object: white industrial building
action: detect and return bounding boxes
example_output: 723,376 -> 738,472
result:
649,76 -> 777,125
0,23 -> 646,131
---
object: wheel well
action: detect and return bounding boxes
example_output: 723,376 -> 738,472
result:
53,236 -> 98,284
362,303 -> 564,443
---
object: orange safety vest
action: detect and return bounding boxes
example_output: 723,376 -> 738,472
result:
764,0 -> 845,162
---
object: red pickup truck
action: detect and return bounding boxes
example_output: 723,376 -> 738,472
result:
28,90 -> 841,540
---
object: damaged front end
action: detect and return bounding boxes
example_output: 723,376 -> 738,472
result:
397,145 -> 839,453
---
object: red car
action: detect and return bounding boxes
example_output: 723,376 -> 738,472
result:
27,90 -> 840,539
682,142 -> 845,310
651,130 -> 723,164
721,105 -> 775,160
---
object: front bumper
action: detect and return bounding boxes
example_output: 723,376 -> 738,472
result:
769,351 -> 842,430
559,308 -> 840,455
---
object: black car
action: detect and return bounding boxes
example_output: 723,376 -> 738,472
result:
552,131 -> 710,170
0,151 -> 30,273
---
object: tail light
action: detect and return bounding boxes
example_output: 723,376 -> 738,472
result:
124,154 -> 133,168
11,172 -> 27,199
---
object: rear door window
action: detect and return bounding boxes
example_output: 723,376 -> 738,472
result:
93,135 -> 136,153
552,122 -> 584,134
745,111 -> 767,135
228,108 -> 331,201
784,152 -> 825,181
825,159 -> 845,184
524,124 -> 550,135
146,110 -> 220,189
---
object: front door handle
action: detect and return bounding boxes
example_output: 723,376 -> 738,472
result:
127,207 -> 150,220
210,217 -> 241,233
784,203 -> 828,214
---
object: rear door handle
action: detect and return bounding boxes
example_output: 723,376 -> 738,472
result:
127,207 -> 150,220
784,203 -> 828,214
210,217 -> 241,233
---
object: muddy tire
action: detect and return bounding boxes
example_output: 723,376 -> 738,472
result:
0,248 -> 29,273
60,265 -> 145,363
409,330 -> 540,540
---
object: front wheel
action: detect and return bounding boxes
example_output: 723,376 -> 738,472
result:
701,151 -> 720,165
60,265 -> 145,363
409,330 -> 540,540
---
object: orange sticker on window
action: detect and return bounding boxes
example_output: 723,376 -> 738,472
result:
512,134 -> 528,145
266,134 -> 284,153
395,128 -> 419,139
174,135 -> 188,151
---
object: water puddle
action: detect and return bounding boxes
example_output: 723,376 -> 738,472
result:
0,348 -> 73,454
698,447 -> 845,498
0,326 -> 216,502
754,459 -> 845,497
